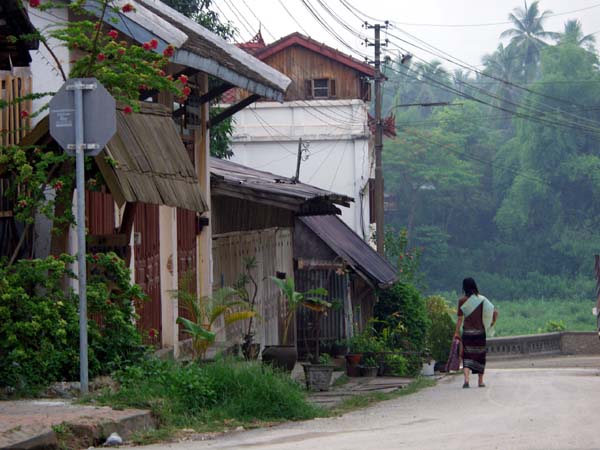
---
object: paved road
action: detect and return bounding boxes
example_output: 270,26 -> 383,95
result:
126,359 -> 600,450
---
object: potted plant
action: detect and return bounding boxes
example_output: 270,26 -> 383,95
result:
175,282 -> 256,360
301,290 -> 337,391
303,353 -> 335,391
262,277 -> 304,372
233,257 -> 261,360
346,332 -> 384,377
360,355 -> 379,377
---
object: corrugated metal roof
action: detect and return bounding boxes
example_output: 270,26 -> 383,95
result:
88,0 -> 291,101
299,215 -> 398,288
210,157 -> 352,212
100,103 -> 207,211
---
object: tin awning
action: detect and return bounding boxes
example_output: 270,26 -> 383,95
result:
298,215 -> 398,288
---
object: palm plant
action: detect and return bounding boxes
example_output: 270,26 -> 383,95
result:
482,43 -> 522,118
558,19 -> 596,50
500,1 -> 557,82
175,281 -> 256,360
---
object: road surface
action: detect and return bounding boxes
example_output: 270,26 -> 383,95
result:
125,357 -> 600,450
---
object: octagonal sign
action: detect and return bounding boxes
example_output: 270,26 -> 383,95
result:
49,78 -> 116,156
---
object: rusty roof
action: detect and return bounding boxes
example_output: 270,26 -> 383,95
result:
298,215 -> 398,288
100,103 -> 206,211
210,157 -> 352,213
23,103 -> 207,212
89,0 -> 290,101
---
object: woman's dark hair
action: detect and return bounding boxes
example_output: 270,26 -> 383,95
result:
462,277 -> 479,297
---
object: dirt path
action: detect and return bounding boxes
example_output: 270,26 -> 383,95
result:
124,357 -> 600,450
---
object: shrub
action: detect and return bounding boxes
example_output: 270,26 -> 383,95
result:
424,296 -> 455,363
375,281 -> 430,353
384,354 -> 409,376
0,253 -> 147,395
100,358 -> 320,426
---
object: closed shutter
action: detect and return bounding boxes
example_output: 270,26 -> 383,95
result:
304,79 -> 313,99
329,79 -> 336,98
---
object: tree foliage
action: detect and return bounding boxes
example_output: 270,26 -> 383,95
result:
382,3 -> 600,301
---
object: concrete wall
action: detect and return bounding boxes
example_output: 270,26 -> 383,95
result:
560,332 -> 600,355
488,332 -> 600,358
230,99 -> 373,240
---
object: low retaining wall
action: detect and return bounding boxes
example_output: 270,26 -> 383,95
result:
487,331 -> 600,359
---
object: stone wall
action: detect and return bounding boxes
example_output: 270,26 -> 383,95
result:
560,332 -> 600,355
487,332 -> 600,359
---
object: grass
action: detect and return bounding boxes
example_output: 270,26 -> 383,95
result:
493,297 -> 596,336
89,357 -> 324,444
330,377 -> 437,415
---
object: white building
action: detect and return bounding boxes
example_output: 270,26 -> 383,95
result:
228,32 -> 376,240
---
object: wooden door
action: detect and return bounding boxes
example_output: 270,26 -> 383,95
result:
134,203 -> 161,345
177,207 -> 197,339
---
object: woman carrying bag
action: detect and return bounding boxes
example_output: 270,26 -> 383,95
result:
453,277 -> 498,388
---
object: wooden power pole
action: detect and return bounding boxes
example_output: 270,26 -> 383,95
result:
368,22 -> 386,255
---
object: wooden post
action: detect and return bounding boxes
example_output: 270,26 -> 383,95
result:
195,72 -> 212,299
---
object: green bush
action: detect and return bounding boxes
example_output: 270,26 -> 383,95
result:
375,281 -> 430,353
384,354 -> 409,376
424,296 -> 455,363
99,358 -> 320,426
0,253 -> 147,395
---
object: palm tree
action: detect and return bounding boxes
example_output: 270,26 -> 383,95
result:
482,44 -> 522,126
500,1 -> 557,82
559,19 -> 596,50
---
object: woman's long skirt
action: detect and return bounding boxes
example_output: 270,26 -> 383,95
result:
462,329 -> 486,374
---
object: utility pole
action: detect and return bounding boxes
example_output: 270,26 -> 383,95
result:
367,22 -> 387,255
293,137 -> 310,182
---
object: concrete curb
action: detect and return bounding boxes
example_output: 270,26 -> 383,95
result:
1,406 -> 155,450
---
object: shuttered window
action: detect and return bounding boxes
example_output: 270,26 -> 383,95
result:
304,78 -> 337,99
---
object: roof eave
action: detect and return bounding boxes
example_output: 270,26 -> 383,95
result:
83,1 -> 288,102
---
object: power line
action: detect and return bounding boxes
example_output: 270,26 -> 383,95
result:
239,0 -> 277,41
222,0 -> 257,40
338,0 -> 600,29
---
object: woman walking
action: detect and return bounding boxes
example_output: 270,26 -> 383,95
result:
454,277 -> 498,388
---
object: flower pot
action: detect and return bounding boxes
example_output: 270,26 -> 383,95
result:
261,345 -> 297,372
345,353 -> 362,377
303,364 -> 334,391
421,360 -> 436,376
360,366 -> 378,377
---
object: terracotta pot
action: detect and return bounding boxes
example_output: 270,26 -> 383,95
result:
345,353 -> 363,377
261,345 -> 297,372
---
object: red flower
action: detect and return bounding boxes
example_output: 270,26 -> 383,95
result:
163,45 -> 174,57
97,53 -> 106,62
118,48 -> 126,55
93,254 -> 100,261
18,199 -> 28,208
182,86 -> 191,96
94,22 -> 101,30
121,3 -> 135,12
178,74 -> 188,85
166,75 -> 173,81
149,328 -> 158,338
158,69 -> 165,77
53,180 -> 64,191
142,42 -> 152,51
138,84 -> 147,91
108,30 -> 118,39
29,0 -> 40,7
149,38 -> 158,49
123,106 -> 133,114
20,110 -> 29,119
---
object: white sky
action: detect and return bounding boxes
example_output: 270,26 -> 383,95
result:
213,0 -> 600,70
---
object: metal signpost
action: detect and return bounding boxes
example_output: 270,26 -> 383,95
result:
49,78 -> 116,393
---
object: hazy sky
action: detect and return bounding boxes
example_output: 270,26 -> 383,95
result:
213,0 -> 600,70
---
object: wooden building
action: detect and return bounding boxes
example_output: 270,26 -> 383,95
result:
294,214 -> 398,356
209,157 -> 352,351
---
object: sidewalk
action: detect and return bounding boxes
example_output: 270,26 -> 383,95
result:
0,399 -> 154,449
307,374 -> 415,409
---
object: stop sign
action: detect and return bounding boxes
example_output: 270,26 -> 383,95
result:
49,78 -> 116,156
